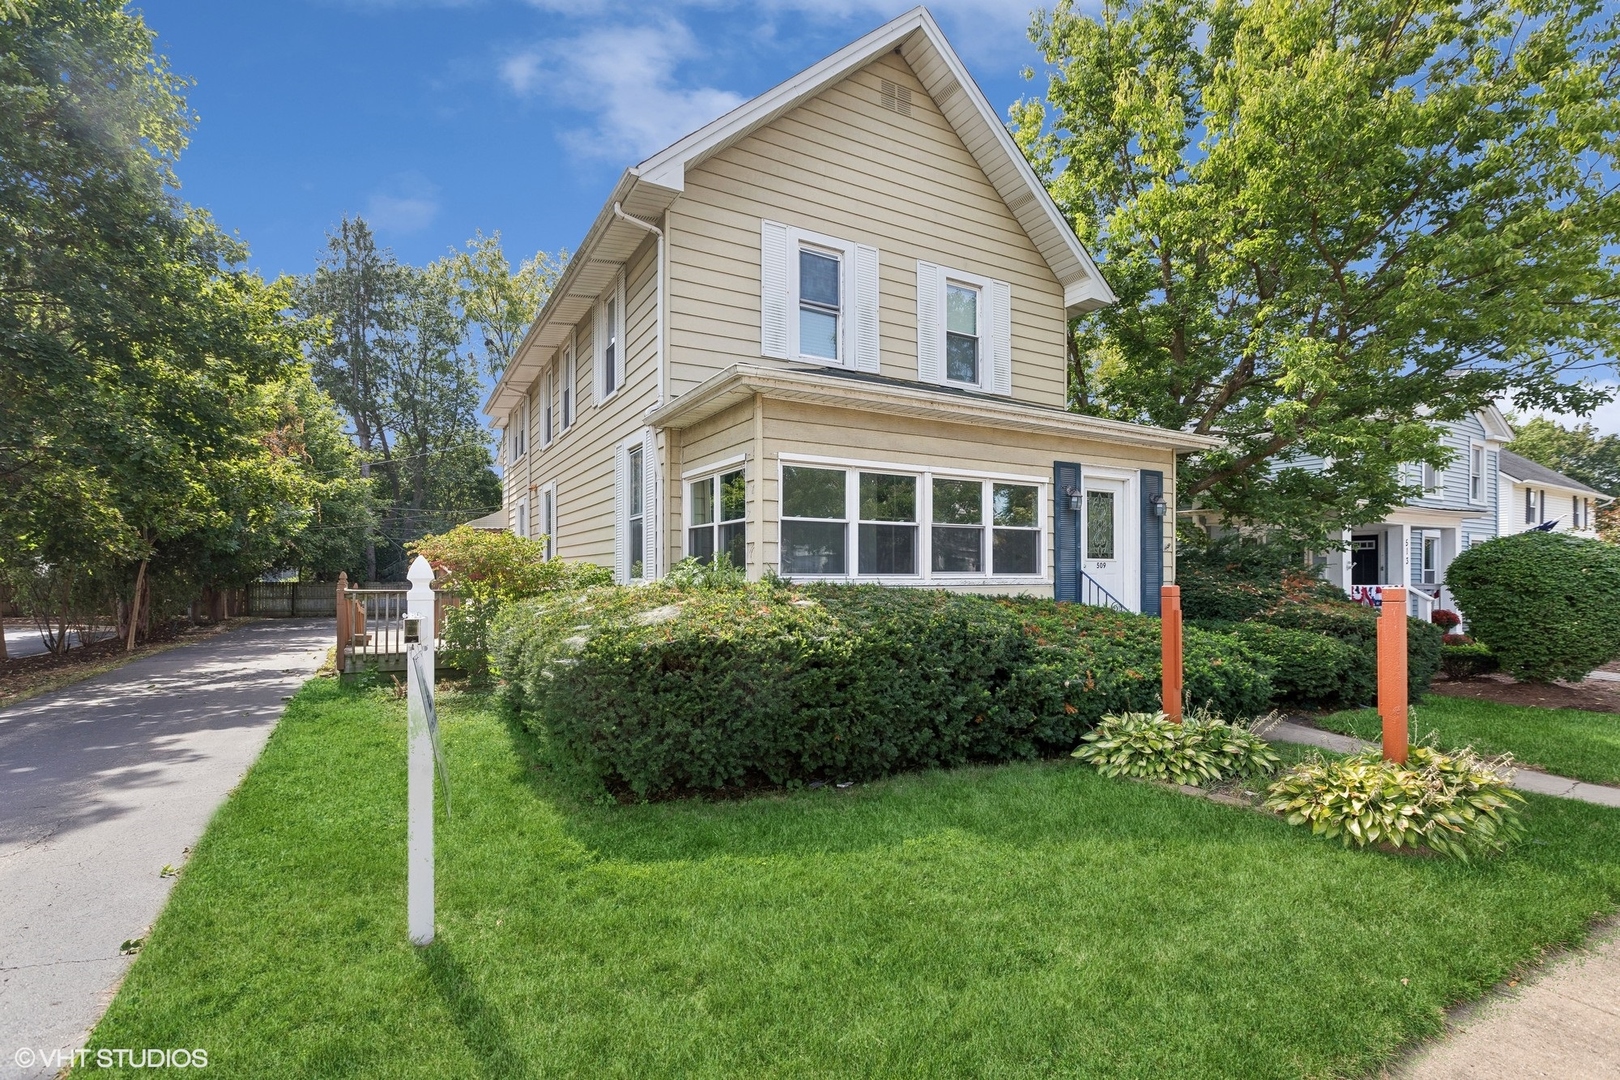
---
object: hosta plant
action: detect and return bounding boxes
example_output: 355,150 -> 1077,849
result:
1071,710 -> 1281,787
1264,746 -> 1525,860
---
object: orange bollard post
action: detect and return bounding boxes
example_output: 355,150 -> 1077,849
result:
1377,586 -> 1408,764
1161,584 -> 1184,723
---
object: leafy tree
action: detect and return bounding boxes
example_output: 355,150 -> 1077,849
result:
1506,416 -> 1620,540
449,230 -> 567,377
1017,0 -> 1620,540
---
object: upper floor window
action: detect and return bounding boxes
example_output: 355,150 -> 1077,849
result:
1421,462 -> 1441,493
597,276 -> 624,402
541,364 -> 554,447
798,246 -> 842,361
562,337 -> 575,430
509,398 -> 527,462
916,262 -> 1011,394
1468,443 -> 1484,502
759,220 -> 879,373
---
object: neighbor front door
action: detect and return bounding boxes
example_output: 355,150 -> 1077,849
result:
1350,534 -> 1380,586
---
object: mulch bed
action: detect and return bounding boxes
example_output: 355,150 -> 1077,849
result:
1427,672 -> 1620,714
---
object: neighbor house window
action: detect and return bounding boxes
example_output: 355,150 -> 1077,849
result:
1469,444 -> 1484,502
781,466 -> 847,575
688,469 -> 746,569
858,472 -> 917,575
627,445 -> 644,580
931,478 -> 983,573
1421,533 -> 1438,584
1421,462 -> 1440,493
944,282 -> 980,385
993,484 -> 1040,574
798,246 -> 842,362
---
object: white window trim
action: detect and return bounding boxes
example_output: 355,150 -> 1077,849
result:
1421,461 -> 1442,494
513,495 -> 529,539
541,362 -> 554,448
509,398 -> 527,464
539,482 -> 556,558
788,227 -> 857,367
775,452 -> 1050,585
561,333 -> 576,431
1467,441 -> 1485,505
937,266 -> 993,390
682,464 -> 749,561
595,273 -> 626,404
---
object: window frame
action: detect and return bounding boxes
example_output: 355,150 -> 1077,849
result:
541,362 -> 554,448
1421,532 -> 1439,585
1468,441 -> 1484,504
938,267 -> 993,390
509,398 -> 527,463
684,465 -> 749,569
540,482 -> 556,559
596,273 -> 626,403
512,495 -> 529,539
776,453 -> 1048,584
561,334 -> 575,431
1421,461 -> 1441,494
626,442 -> 645,581
787,227 -> 857,367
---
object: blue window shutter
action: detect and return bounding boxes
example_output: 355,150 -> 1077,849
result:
1054,461 -> 1081,602
1140,469 -> 1164,615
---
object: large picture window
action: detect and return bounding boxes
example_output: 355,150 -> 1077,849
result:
858,472 -> 917,575
688,469 -> 747,568
781,466 -> 847,575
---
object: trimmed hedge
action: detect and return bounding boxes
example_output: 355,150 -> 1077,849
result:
493,583 -> 1272,797
1446,530 -> 1620,682
1221,623 -> 1362,707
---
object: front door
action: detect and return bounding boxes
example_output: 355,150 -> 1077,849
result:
1350,534 -> 1380,586
1083,479 -> 1127,604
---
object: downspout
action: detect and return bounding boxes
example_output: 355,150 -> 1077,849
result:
613,201 -> 667,578
611,202 -> 664,407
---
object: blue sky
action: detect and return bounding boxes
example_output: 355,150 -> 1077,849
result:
132,0 -> 1049,280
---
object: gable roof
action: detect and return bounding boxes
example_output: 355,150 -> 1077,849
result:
486,6 -> 1113,417
1498,449 -> 1610,498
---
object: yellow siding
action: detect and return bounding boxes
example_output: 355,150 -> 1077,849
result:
668,52 -> 1068,407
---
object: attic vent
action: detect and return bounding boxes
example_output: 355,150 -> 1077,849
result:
879,79 -> 912,117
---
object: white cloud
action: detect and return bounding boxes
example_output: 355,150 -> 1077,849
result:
364,173 -> 441,234
500,21 -> 746,162
1516,384 -> 1620,436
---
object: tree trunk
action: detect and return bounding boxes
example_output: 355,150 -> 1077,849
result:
125,560 -> 148,652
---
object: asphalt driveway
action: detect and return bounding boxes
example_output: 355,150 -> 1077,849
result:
0,620 -> 330,1079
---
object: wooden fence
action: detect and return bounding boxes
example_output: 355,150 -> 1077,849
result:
334,572 -> 457,675
244,581 -> 339,618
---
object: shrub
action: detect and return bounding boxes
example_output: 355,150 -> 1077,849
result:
1071,710 -> 1280,786
1218,622 -> 1362,706
1431,609 -> 1461,629
1446,531 -> 1620,682
1264,746 -> 1525,859
1440,642 -> 1499,680
1254,601 -> 1442,704
493,583 -> 1273,798
1176,533 -> 1342,621
1442,632 -> 1473,646
408,525 -> 611,682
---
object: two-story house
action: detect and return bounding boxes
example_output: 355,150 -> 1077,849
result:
1497,450 -> 1609,539
482,7 -> 1220,614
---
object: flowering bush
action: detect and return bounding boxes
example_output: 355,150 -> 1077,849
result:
1264,746 -> 1524,859
1070,709 -> 1281,786
1431,609 -> 1461,629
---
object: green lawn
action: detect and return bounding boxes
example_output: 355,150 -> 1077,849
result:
1318,695 -> 1620,787
87,679 -> 1620,1079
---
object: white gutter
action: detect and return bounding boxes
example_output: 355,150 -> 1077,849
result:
612,202 -> 666,408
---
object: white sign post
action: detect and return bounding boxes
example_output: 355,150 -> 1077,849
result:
405,555 -> 436,946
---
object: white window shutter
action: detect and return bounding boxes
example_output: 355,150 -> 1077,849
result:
916,261 -> 943,383
852,243 -> 880,373
613,444 -> 629,583
642,428 -> 658,580
760,220 -> 790,359
988,278 -> 1012,395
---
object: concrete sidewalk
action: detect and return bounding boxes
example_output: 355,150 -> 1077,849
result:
0,620 -> 329,1080
1395,920 -> 1620,1080
1255,718 -> 1620,808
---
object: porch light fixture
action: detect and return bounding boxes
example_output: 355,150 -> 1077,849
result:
1149,492 -> 1168,518
1063,486 -> 1083,512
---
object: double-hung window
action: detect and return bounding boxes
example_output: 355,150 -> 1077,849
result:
510,399 -> 527,462
513,495 -> 528,539
1421,533 -> 1439,584
687,469 -> 746,569
540,484 -> 555,559
944,282 -> 980,385
780,466 -> 848,575
993,484 -> 1040,573
598,276 -> 624,401
798,247 -> 842,362
858,472 -> 917,576
561,337 -> 575,431
1421,462 -> 1440,494
627,445 -> 644,580
541,364 -> 554,447
931,478 -> 984,572
1468,443 -> 1484,502
1525,488 -> 1538,524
